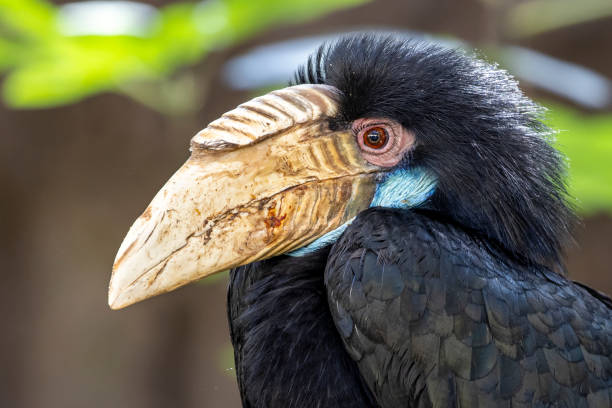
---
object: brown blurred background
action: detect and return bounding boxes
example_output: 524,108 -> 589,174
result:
1,0 -> 611,407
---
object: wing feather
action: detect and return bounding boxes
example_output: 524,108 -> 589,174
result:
325,208 -> 612,407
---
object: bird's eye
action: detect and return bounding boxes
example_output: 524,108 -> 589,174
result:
353,118 -> 414,167
363,127 -> 388,149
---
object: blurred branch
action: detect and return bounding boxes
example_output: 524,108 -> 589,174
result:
506,0 -> 612,38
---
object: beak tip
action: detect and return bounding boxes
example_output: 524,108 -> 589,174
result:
107,286 -> 122,310
108,289 -> 132,310
107,275 -> 132,310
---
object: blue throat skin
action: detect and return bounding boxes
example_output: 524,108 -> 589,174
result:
288,167 -> 437,256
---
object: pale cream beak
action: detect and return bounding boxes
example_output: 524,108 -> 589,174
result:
108,85 -> 380,309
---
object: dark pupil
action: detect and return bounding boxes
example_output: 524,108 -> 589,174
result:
368,130 -> 381,143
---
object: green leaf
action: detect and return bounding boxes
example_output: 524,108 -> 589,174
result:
3,37 -> 162,107
0,36 -> 22,71
545,104 -> 612,215
0,0 -> 57,39
0,0 -> 370,109
222,0 -> 369,41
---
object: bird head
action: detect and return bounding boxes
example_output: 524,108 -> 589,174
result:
109,34 -> 574,309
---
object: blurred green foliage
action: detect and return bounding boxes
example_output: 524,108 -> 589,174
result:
0,0 -> 367,109
506,0 -> 612,38
546,104 -> 612,215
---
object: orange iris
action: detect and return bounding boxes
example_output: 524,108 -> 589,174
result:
363,127 -> 388,149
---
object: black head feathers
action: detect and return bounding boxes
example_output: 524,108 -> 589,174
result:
292,33 -> 576,268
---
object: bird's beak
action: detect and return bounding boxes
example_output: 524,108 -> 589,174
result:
108,85 -> 379,309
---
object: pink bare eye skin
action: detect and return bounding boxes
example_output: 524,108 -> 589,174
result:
352,118 -> 416,168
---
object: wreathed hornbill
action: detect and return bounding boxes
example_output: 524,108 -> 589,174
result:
109,35 -> 612,407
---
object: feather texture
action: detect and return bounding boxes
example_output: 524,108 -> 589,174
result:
325,208 -> 612,407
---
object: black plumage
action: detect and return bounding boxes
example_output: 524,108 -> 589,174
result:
228,34 -> 612,407
228,248 -> 377,407
326,209 -> 612,407
293,35 -> 574,266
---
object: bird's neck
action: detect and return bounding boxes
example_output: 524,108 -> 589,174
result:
228,248 -> 377,408
424,186 -> 569,269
